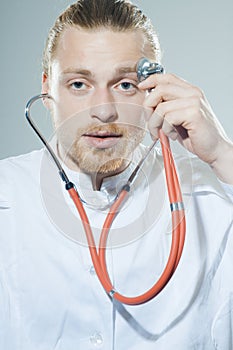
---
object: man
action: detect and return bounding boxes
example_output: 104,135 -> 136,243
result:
0,0 -> 232,349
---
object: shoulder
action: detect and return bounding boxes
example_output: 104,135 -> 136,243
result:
0,148 -> 44,165
0,149 -> 45,206
0,149 -> 44,177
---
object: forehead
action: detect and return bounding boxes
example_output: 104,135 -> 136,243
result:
51,27 -> 152,72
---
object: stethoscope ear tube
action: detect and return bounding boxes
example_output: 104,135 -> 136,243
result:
67,130 -> 186,305
25,89 -> 186,305
25,94 -> 70,185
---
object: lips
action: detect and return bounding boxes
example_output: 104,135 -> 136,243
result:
82,129 -> 123,149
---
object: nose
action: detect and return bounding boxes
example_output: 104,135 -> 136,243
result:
89,89 -> 118,123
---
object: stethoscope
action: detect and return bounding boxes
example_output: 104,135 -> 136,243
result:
25,58 -> 186,305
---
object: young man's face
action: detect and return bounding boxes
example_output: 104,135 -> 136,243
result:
43,28 -> 150,175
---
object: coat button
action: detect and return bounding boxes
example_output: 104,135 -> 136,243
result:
90,332 -> 103,346
89,265 -> 96,276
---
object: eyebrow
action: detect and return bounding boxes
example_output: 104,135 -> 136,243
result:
61,68 -> 93,77
116,64 -> 137,75
61,64 -> 138,77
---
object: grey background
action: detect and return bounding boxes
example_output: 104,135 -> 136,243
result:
1,0 -> 232,159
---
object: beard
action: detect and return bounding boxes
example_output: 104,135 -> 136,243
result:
58,123 -> 145,175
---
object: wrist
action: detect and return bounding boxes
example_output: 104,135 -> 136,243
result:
210,139 -> 233,185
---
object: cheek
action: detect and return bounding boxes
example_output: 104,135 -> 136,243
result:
55,110 -> 92,150
51,99 -> 90,130
117,103 -> 147,131
48,83 -> 89,125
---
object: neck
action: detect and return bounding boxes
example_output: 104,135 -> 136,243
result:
90,161 -> 130,191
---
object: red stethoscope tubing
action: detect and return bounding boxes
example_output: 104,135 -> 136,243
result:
67,130 -> 186,305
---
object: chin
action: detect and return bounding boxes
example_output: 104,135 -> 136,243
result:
76,150 -> 128,175
61,128 -> 145,174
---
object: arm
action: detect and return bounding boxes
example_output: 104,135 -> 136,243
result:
138,73 -> 233,185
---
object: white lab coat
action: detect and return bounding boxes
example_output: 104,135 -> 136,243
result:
0,146 -> 232,350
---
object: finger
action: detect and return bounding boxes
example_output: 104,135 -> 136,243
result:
144,84 -> 202,109
154,97 -> 200,117
161,119 -> 179,140
147,112 -> 183,141
147,100 -> 199,141
147,115 -> 182,141
162,107 -> 197,137
138,73 -> 194,90
147,110 -> 190,142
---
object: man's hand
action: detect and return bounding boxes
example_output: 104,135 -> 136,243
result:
138,73 -> 233,184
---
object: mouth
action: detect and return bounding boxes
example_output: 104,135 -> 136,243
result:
82,130 -> 123,149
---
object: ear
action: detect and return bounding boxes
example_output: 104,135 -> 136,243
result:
41,72 -> 51,109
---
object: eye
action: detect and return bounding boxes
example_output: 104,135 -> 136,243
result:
116,80 -> 137,94
70,81 -> 87,90
120,82 -> 134,90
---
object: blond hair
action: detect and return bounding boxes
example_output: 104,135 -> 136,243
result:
42,0 -> 161,75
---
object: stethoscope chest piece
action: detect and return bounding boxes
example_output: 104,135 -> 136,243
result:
137,57 -> 164,82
